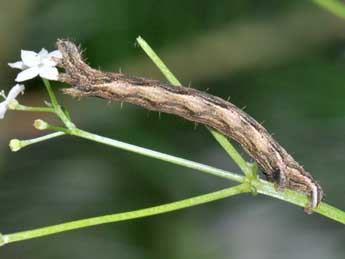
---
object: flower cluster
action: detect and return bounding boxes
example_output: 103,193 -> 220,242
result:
1,48 -> 62,119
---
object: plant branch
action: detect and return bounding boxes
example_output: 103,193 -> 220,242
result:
8,101 -> 54,113
69,128 -> 243,183
42,79 -> 75,129
209,129 -> 254,177
42,79 -> 59,108
9,132 -> 65,152
71,128 -> 344,223
312,0 -> 345,19
1,184 -> 250,246
33,121 -> 345,224
253,180 -> 345,223
137,36 -> 182,86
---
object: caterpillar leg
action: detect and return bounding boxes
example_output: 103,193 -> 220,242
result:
265,168 -> 323,214
304,183 -> 323,214
272,169 -> 287,191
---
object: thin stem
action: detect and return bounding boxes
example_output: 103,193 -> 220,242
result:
136,36 -> 255,177
42,79 -> 75,129
209,129 -> 253,177
4,116 -> 342,245
72,128 -> 344,223
9,132 -> 65,152
137,36 -> 182,86
42,79 -> 59,108
69,128 -> 243,183
44,124 -> 71,134
36,123 -> 343,224
312,0 -> 345,19
2,184 -> 250,245
254,179 -> 345,224
21,132 -> 65,145
9,103 -> 54,113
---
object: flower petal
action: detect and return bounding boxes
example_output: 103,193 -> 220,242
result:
38,48 -> 49,58
7,84 -> 25,101
21,50 -> 39,67
0,101 -> 9,119
8,61 -> 26,70
39,66 -> 59,80
47,50 -> 62,66
48,50 -> 62,59
15,67 -> 40,82
42,58 -> 56,67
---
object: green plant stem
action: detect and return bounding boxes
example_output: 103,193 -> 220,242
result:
1,184 -> 250,245
71,128 -> 345,224
25,132 -> 65,143
136,36 -> 254,177
1,165 -> 343,247
312,0 -> 345,19
12,132 -> 65,150
42,79 -> 75,129
69,128 -> 243,183
253,180 -> 345,224
209,129 -> 253,176
42,79 -> 59,108
137,36 -> 182,86
9,103 -> 54,113
2,119 -> 342,246
35,121 -> 345,224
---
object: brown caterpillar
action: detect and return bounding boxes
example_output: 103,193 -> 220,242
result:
56,39 -> 323,213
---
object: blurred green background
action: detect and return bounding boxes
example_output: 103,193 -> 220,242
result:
0,0 -> 344,258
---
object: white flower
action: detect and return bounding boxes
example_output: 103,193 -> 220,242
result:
0,84 -> 25,119
8,48 -> 62,82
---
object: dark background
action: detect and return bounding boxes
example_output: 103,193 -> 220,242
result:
0,1 -> 344,258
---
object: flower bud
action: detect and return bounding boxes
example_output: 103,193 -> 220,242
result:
33,119 -> 49,130
9,139 -> 22,152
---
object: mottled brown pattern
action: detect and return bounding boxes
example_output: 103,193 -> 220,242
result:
56,39 -> 323,212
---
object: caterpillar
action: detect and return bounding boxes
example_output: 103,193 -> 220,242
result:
56,39 -> 323,213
